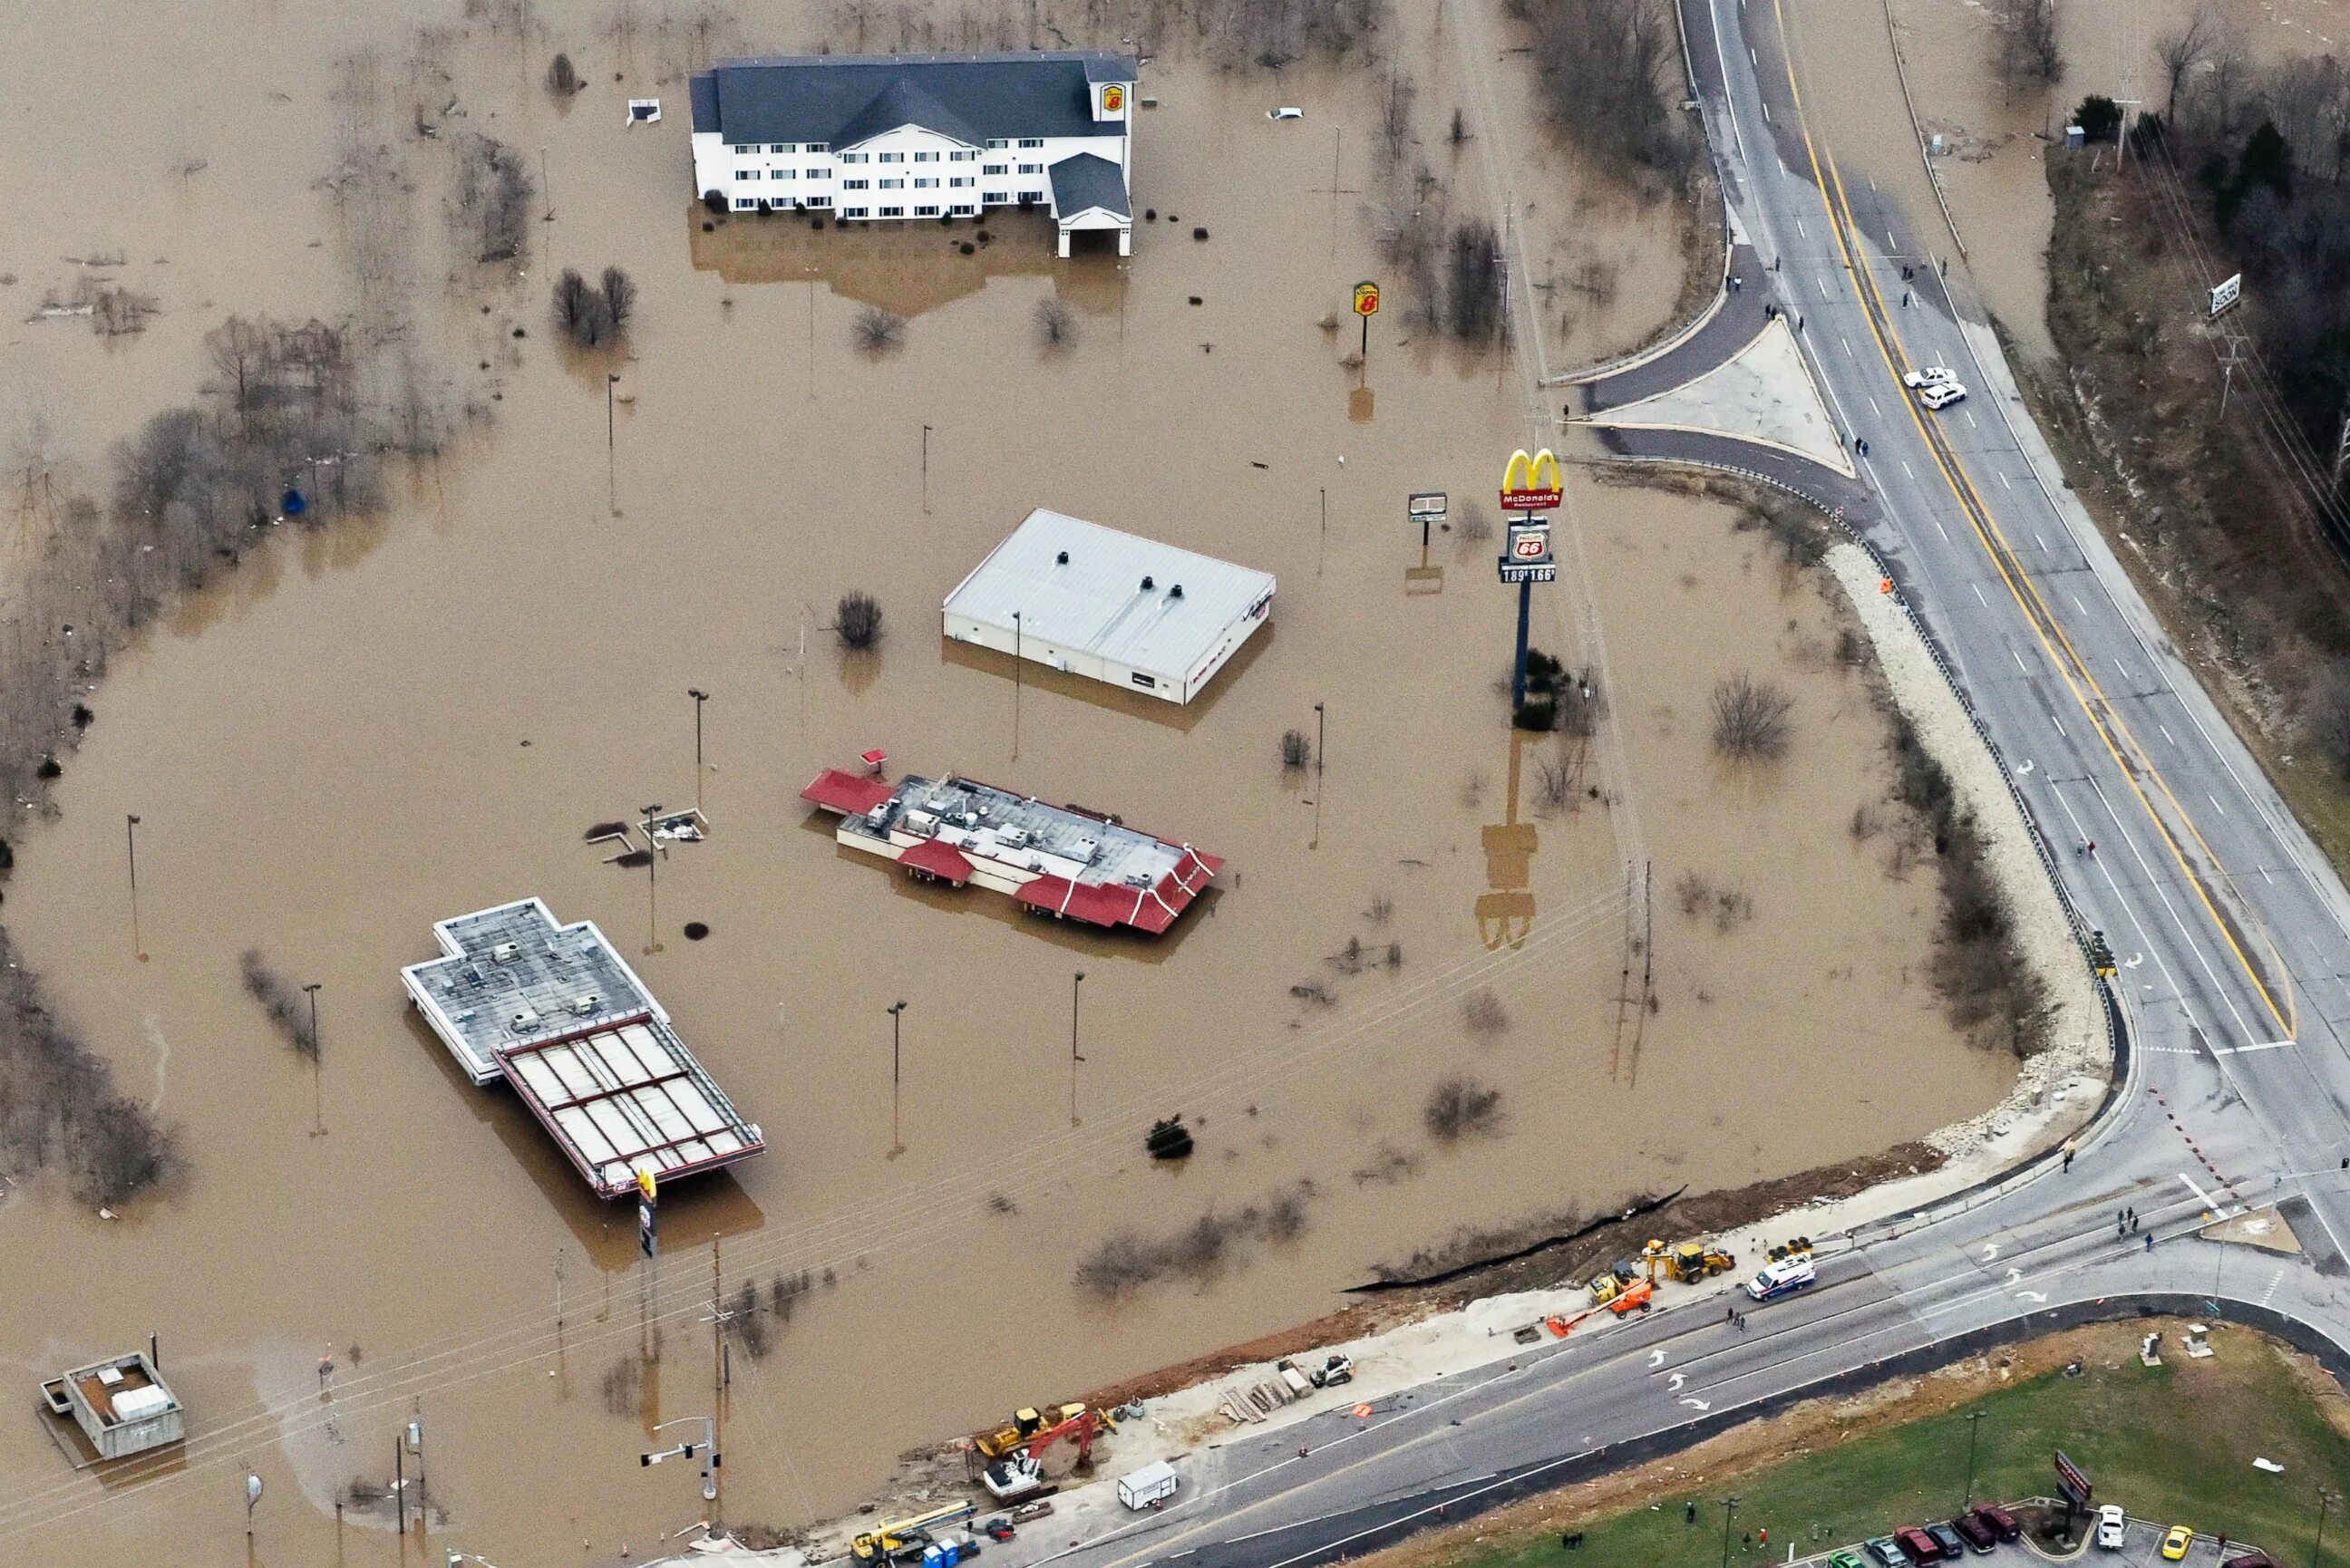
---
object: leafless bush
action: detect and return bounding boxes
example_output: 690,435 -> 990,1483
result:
1423,1074 -> 1503,1140
835,590 -> 883,649
1280,728 -> 1312,769
598,1354 -> 642,1415
1366,894 -> 1394,924
1073,1182 -> 1316,1297
851,305 -> 905,353
1455,499 -> 1492,544
1461,987 -> 1510,1038
1378,72 -> 1417,169
547,52 -> 582,96
1711,673 -> 1793,761
1035,296 -> 1077,347
1675,871 -> 1711,916
726,1280 -> 771,1358
91,286 -> 159,337
2154,2 -> 2230,113
239,949 -> 318,1059
453,134 -> 535,263
1446,221 -> 1502,344
1733,497 -> 1826,569
551,268 -> 609,345
1374,176 -> 1447,332
1534,755 -> 1571,811
1352,1145 -> 1420,1186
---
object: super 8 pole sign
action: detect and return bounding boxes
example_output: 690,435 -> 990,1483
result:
1353,281 -> 1381,316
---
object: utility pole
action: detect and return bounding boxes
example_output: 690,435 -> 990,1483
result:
640,801 -> 665,953
710,1232 -> 724,1520
2219,334 -> 2247,419
888,1000 -> 908,1155
607,373 -> 621,513
1070,971 -> 1086,1127
921,423 -> 933,517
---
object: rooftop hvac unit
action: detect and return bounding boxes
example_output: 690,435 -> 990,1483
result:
510,1008 -> 540,1031
572,993 -> 602,1015
491,942 -> 521,962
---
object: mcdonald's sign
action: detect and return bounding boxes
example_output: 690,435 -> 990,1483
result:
1500,448 -> 1562,511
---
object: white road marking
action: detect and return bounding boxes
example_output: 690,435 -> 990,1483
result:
2180,1171 -> 2217,1208
2054,717 -> 2067,738
1795,215 -> 1805,237
1901,459 -> 1915,479
1750,45 -> 1758,63
1973,583 -> 1988,605
1841,334 -> 1853,357
2034,532 -> 2048,551
1965,408 -> 1977,428
2214,1040 -> 2293,1055
1998,471 -> 2012,489
2208,792 -> 2228,817
1935,519 -> 1950,541
2072,595 -> 2088,616
2160,724 -> 2177,746
2012,647 -> 2030,673
1869,395 -> 1883,418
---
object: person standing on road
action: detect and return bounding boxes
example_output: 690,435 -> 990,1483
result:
2063,1140 -> 2077,1171
2145,1232 -> 2155,1253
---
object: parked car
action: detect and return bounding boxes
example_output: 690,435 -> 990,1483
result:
1902,366 -> 1959,388
2096,1506 -> 2128,1550
1972,1505 -> 2021,1544
1926,1522 -> 1968,1559
1829,1550 -> 1867,1568
1866,1536 -> 1907,1568
1918,382 -> 1968,410
1896,1525 -> 1943,1564
1950,1514 -> 1996,1553
2162,1526 -> 2196,1562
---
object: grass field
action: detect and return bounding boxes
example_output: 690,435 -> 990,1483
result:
1411,1324 -> 2350,1568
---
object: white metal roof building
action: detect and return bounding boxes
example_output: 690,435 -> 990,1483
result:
943,509 -> 1276,703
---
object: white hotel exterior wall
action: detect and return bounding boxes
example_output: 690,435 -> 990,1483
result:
942,604 -> 1263,703
692,113 -> 1127,223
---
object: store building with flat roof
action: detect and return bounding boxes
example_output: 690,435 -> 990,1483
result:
942,509 -> 1276,704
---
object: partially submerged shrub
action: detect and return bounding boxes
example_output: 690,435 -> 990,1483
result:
1424,1074 -> 1503,1140
835,591 -> 883,650
852,306 -> 906,352
1711,673 -> 1792,761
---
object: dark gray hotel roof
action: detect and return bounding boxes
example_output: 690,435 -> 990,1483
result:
1048,152 -> 1131,218
691,51 -> 1138,149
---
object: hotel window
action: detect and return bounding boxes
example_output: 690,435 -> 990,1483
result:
737,169 -> 761,179
1022,189 -> 1044,201
732,142 -> 754,153
915,204 -> 940,216
879,205 -> 905,217
983,163 -> 1006,176
948,176 -> 974,189
949,150 -> 976,161
1017,162 -> 1043,174
951,203 -> 977,216
806,195 -> 831,207
840,151 -> 869,164
811,167 -> 832,179
842,179 -> 869,190
734,198 -> 756,209
986,138 -> 1008,149
913,150 -> 937,162
771,169 -> 792,180
877,151 -> 904,163
843,206 -> 870,218
770,143 -> 792,153
983,191 -> 1007,203
807,143 -> 828,153
879,178 -> 903,189
913,177 -> 937,189
1017,137 -> 1044,148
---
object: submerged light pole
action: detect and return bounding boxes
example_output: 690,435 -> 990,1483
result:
304,982 -> 325,1137
888,999 -> 908,1156
687,688 -> 710,811
640,802 -> 664,953
125,813 -> 145,961
1070,971 -> 1086,1127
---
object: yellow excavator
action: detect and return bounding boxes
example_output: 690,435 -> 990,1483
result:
850,1501 -> 976,1563
974,1403 -> 1094,1461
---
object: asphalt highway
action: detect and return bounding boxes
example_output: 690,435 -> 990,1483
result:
986,4 -> 2350,1567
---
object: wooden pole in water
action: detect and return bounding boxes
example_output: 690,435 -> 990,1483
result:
394,1433 -> 405,1535
1070,971 -> 1085,1127
125,814 -> 143,961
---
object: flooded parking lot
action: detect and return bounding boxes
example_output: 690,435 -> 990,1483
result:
0,2 -> 2011,1563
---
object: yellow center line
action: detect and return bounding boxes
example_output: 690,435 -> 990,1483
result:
1764,0 -> 2293,1038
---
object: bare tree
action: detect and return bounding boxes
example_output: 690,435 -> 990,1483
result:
1423,1075 -> 1503,1140
1993,0 -> 2064,99
1378,71 -> 1417,169
2154,1 -> 2229,114
1446,220 -> 1502,343
1711,673 -> 1793,760
1519,0 -> 1689,182
1034,296 -> 1077,347
455,134 -> 535,264
599,266 -> 637,333
851,306 -> 905,352
547,51 -> 582,96
835,591 -> 883,648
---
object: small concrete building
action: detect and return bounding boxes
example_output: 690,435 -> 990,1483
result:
943,509 -> 1276,703
41,1352 -> 184,1461
689,51 -> 1138,256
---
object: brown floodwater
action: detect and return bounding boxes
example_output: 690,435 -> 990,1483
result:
0,2 -> 2008,1563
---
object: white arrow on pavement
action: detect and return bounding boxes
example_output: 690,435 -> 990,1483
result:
2125,953 -> 2145,969
1669,1372 -> 1687,1392
2017,760 -> 2035,775
1980,1243 -> 1999,1262
1680,1397 -> 1712,1411
1648,1350 -> 1666,1369
2005,1267 -> 2023,1286
2017,1291 -> 2049,1302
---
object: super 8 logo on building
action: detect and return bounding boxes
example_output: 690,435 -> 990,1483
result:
1102,84 -> 1124,111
